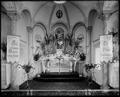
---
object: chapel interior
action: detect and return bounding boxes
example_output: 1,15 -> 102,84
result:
1,0 -> 119,96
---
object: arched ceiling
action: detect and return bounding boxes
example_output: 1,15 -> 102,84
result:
2,1 -> 118,29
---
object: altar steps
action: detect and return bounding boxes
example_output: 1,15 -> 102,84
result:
33,72 -> 84,82
40,72 -> 79,78
18,72 -> 104,96
33,76 -> 85,82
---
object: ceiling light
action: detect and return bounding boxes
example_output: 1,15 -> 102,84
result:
54,1 -> 66,4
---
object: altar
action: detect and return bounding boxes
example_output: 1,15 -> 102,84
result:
33,26 -> 86,74
39,49 -> 78,73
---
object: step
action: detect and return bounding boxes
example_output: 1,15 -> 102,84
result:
33,77 -> 85,82
2,90 -> 119,96
40,72 -> 79,78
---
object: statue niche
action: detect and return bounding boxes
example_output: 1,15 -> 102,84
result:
55,28 -> 64,49
64,33 -> 74,55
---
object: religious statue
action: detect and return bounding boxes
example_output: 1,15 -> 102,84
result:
33,40 -> 43,61
55,28 -> 64,49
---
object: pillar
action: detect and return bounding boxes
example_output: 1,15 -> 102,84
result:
26,26 -> 33,64
87,26 -> 92,65
100,13 -> 111,89
7,11 -> 20,35
7,11 -> 20,90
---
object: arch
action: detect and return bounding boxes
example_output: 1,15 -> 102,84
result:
51,22 -> 68,35
69,2 -> 86,22
33,22 -> 47,35
72,22 -> 87,54
1,5 -> 11,20
72,22 -> 87,34
32,22 -> 47,43
32,22 -> 47,55
63,5 -> 70,30
48,4 -> 56,30
88,9 -> 98,26
21,9 -> 32,26
1,5 -> 7,14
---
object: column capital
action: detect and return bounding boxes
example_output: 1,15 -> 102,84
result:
26,26 -> 33,33
98,13 -> 105,21
87,26 -> 93,32
7,11 -> 20,21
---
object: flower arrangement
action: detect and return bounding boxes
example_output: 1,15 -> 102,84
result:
85,64 -> 97,72
101,56 -> 119,66
80,53 -> 86,61
20,62 -> 34,91
1,41 -> 7,60
21,64 -> 33,73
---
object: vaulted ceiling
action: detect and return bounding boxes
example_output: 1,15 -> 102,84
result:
2,1 -> 118,28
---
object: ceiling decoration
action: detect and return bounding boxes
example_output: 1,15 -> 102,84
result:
63,5 -> 70,29
56,9 -> 63,19
51,22 -> 68,35
103,1 -> 117,11
2,1 -> 111,31
48,5 -> 56,30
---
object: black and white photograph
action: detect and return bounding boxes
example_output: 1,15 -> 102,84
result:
1,0 -> 119,96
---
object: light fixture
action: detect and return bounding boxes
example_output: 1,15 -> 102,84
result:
54,1 -> 66,4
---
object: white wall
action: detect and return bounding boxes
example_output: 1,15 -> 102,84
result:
1,13 -> 12,42
91,17 -> 104,85
1,12 -> 12,89
16,16 -> 28,65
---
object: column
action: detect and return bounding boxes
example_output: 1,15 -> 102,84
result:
7,11 -> 20,90
7,11 -> 20,35
87,26 -> 92,65
100,13 -> 111,89
26,26 -> 33,63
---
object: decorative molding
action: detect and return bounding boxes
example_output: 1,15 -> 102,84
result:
63,5 -> 70,30
87,26 -> 93,32
2,2 -> 16,11
49,5 -> 56,31
103,9 -> 119,20
97,12 -> 105,21
69,2 -> 86,22
92,39 -> 100,43
2,2 -> 23,13
1,5 -> 7,14
103,1 -> 118,12
56,9 -> 63,19
7,11 -> 21,21
26,26 -> 33,33
72,22 -> 87,35
88,9 -> 98,26
51,22 -> 68,34
33,2 -> 49,19
33,22 -> 47,35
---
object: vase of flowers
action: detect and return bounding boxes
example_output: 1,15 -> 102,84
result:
80,53 -> 86,61
21,63 -> 33,90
